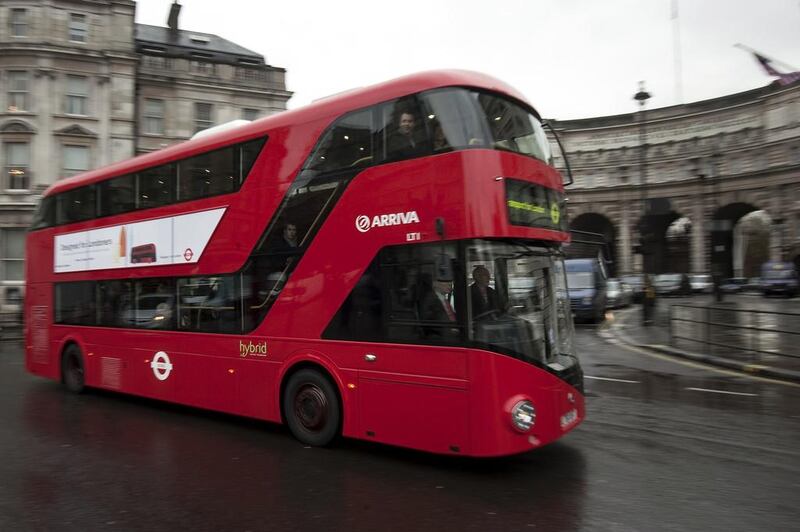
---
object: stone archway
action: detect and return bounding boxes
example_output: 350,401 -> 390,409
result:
636,208 -> 684,275
712,202 -> 759,279
665,215 -> 692,274
735,211 -> 772,277
569,212 -> 617,276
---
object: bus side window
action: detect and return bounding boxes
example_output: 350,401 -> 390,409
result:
138,164 -> 176,209
306,109 -> 375,173
178,146 -> 238,201
379,97 -> 431,163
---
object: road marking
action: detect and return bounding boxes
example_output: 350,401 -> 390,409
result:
685,387 -> 759,397
584,375 -> 640,384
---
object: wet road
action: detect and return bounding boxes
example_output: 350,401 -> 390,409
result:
1,329 -> 798,532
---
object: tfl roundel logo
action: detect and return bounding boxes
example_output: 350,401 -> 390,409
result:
355,215 -> 372,233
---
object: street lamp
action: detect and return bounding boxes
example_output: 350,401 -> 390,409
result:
633,81 -> 653,324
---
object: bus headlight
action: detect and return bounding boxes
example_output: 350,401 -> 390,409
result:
510,400 -> 536,432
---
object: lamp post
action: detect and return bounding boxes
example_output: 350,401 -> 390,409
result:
634,81 -> 653,324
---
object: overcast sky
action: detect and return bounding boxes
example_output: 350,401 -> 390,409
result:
134,0 -> 800,120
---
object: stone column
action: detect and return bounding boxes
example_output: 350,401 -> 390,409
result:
690,187 -> 706,273
770,185 -> 785,261
33,68 -> 55,190
619,200 -> 631,274
97,74 -> 110,167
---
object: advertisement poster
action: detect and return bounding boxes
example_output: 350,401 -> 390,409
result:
54,208 -> 226,273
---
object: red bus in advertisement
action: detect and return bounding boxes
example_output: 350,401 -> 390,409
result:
25,70 -> 584,457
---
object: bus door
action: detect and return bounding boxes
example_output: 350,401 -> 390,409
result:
356,344 -> 469,453
343,245 -> 470,453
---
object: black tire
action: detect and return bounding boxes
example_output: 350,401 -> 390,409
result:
283,369 -> 340,447
61,344 -> 85,394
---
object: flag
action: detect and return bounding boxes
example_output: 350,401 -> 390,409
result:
753,52 -> 800,86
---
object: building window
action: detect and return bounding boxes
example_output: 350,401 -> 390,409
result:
7,71 -> 29,112
191,61 -> 215,75
62,145 -> 89,177
69,13 -> 87,42
1,228 -> 25,281
235,68 -> 268,82
142,55 -> 172,70
4,142 -> 30,190
789,145 -> 800,166
143,99 -> 165,135
10,8 -> 28,37
194,103 -> 213,133
242,108 -> 259,121
65,75 -> 88,115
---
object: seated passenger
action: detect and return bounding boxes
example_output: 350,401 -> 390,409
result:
386,108 -> 426,160
470,265 -> 502,318
432,123 -> 450,152
418,276 -> 460,340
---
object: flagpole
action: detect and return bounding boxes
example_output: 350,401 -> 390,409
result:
735,43 -> 799,71
672,0 -> 683,104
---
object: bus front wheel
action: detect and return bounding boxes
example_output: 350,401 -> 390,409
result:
61,344 -> 85,394
283,369 -> 340,447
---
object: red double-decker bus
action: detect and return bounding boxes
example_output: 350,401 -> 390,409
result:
25,70 -> 584,457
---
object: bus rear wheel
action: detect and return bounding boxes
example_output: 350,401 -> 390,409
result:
61,344 -> 85,394
283,369 -> 340,447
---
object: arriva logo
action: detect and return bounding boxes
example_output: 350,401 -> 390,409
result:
355,211 -> 420,233
239,340 -> 268,358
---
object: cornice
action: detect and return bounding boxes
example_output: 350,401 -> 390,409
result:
566,164 -> 800,200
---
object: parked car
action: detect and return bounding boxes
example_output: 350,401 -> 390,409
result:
744,277 -> 762,293
720,277 -> 748,294
761,261 -> 799,297
566,258 -> 607,323
653,273 -> 691,296
605,278 -> 632,309
689,273 -> 713,294
620,274 -> 645,303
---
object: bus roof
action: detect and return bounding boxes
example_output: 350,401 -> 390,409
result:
45,70 -> 532,197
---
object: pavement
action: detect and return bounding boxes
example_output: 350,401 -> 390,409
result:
603,297 -> 800,384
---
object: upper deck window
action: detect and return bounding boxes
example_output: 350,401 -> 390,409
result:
304,87 -> 553,177
30,137 -> 267,231
419,88 -> 552,164
472,92 -> 553,164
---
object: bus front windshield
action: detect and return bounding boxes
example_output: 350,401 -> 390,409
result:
465,240 -> 574,366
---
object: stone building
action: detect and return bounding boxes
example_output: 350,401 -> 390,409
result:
552,80 -> 800,278
0,0 -> 291,308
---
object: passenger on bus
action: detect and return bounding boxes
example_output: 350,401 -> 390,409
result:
278,222 -> 298,249
418,274 -> 460,340
470,265 -> 501,318
387,108 -> 426,159
432,123 -> 450,152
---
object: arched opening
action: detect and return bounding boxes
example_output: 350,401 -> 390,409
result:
637,208 -> 682,275
712,202 -> 759,279
568,213 -> 617,276
665,216 -> 692,273
734,211 -> 771,278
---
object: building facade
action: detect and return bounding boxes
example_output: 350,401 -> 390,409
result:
0,0 -> 291,308
552,81 -> 800,278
